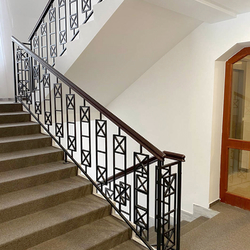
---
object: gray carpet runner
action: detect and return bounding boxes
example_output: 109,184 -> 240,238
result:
0,103 -> 147,250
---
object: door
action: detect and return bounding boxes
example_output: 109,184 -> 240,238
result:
221,48 -> 250,210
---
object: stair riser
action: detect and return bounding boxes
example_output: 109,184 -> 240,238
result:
0,151 -> 64,172
0,137 -> 52,153
0,104 -> 22,113
89,230 -> 132,250
0,184 -> 92,224
0,114 -> 30,124
0,206 -> 111,250
0,166 -> 77,196
0,124 -> 40,138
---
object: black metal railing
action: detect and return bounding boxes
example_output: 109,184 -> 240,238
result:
12,36 -> 185,250
28,0 -> 103,66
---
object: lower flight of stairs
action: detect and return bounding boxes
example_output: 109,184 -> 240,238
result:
0,103 -> 147,250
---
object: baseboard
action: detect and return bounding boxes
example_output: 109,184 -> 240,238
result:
209,198 -> 221,208
181,204 -> 220,222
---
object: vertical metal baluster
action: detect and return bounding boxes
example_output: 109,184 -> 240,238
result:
32,32 -> 42,117
49,4 -> 57,66
66,88 -> 76,157
134,148 -> 150,240
80,99 -> 92,172
176,162 -> 182,250
54,78 -> 64,145
113,127 -> 127,214
12,42 -> 17,103
95,113 -> 107,190
17,48 -> 24,98
58,0 -> 67,56
69,0 -> 79,41
81,0 -> 91,24
42,73 -> 52,131
157,160 -> 162,250
41,19 -> 48,64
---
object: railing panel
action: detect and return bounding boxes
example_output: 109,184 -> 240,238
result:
12,36 -> 183,250
29,0 -> 106,68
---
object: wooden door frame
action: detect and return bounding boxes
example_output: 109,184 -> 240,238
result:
220,47 -> 250,210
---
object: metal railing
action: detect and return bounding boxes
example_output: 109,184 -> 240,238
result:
12,35 -> 185,250
28,0 -> 103,66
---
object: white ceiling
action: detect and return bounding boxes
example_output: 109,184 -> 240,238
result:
144,0 -> 250,23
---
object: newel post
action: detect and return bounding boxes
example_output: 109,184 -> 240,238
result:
156,160 -> 162,250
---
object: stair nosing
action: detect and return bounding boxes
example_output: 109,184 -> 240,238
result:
0,121 -> 38,128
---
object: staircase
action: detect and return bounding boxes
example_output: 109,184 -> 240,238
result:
0,102 -> 147,250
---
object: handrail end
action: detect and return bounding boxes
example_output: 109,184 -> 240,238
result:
163,151 -> 186,162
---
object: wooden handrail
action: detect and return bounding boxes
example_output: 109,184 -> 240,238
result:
164,151 -> 185,162
12,36 -> 166,160
28,0 -> 55,41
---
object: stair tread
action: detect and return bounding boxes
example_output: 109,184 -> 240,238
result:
0,133 -> 50,143
181,216 -> 209,236
0,146 -> 62,161
0,176 -> 90,211
0,161 -> 75,183
0,195 -> 110,247
0,121 -> 38,128
27,216 -> 130,250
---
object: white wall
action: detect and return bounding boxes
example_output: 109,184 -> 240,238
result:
107,12 -> 250,214
0,0 -> 47,99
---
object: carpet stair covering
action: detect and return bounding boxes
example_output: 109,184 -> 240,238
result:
0,103 -> 147,250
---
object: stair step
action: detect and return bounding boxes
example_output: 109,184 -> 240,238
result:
0,111 -> 30,124
0,103 -> 22,113
27,216 -> 131,250
181,216 -> 209,236
0,134 -> 52,153
0,176 -> 92,223
0,122 -> 40,137
0,161 -> 77,195
110,240 -> 148,250
0,195 -> 111,250
0,146 -> 64,172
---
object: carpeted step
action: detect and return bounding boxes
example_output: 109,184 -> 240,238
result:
0,176 -> 92,223
0,103 -> 22,113
0,161 -> 77,195
181,216 -> 209,236
0,146 -> 64,172
110,240 -> 148,250
27,216 -> 131,250
0,111 -> 30,124
0,195 -> 111,250
0,122 -> 40,137
0,134 -> 52,153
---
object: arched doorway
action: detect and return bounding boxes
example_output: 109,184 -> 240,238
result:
221,47 -> 250,210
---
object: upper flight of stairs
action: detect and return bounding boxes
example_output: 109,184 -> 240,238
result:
0,102 -> 147,250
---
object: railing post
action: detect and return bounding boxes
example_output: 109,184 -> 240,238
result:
157,160 -> 162,250
12,41 -> 17,103
176,161 -> 182,250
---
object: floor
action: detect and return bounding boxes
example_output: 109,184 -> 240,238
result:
181,202 -> 250,250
